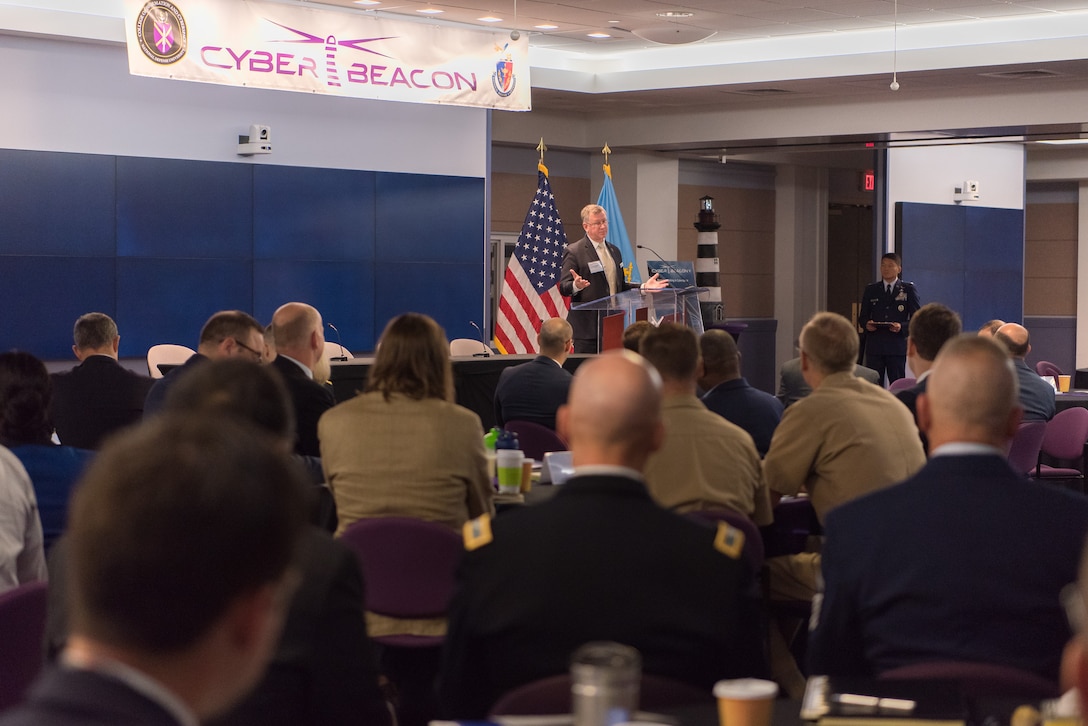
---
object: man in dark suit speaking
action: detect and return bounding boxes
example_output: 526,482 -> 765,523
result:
493,317 -> 573,431
559,204 -> 665,353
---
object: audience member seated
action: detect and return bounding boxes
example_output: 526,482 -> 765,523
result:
810,335 -> 1088,683
0,352 -> 94,551
439,351 -> 768,718
699,329 -> 783,456
493,318 -> 573,432
0,415 -> 306,726
622,320 -> 654,352
143,310 -> 265,416
777,352 -> 880,408
994,322 -> 1056,422
0,445 -> 46,594
978,319 -> 1005,338
641,324 -> 770,524
270,303 -> 336,458
894,303 -> 962,451
51,312 -> 153,450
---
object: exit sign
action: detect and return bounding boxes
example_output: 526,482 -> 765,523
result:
860,170 -> 876,192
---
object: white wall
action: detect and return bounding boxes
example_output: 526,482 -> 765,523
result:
0,34 -> 488,176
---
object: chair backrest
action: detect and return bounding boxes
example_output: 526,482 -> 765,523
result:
450,338 -> 490,356
323,340 -> 354,361
1036,360 -> 1063,378
146,344 -> 195,379
502,420 -> 568,462
338,517 -> 462,619
683,508 -> 765,576
879,661 -> 1060,699
1007,421 -> 1047,475
888,377 -> 917,393
1040,407 -> 1088,462
488,673 -> 712,717
0,581 -> 48,713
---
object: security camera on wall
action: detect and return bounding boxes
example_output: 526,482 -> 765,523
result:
238,124 -> 272,156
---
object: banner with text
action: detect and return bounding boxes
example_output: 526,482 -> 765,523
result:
124,0 -> 531,110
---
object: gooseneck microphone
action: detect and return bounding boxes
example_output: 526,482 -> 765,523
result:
636,244 -> 684,288
469,321 -> 491,357
326,323 -> 348,361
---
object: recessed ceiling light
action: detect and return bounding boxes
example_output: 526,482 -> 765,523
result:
353,0 -> 381,5
608,20 -> 620,24
417,8 -> 444,14
587,32 -> 611,38
1037,139 -> 1088,145
534,23 -> 558,29
656,11 -> 694,18
478,15 -> 503,22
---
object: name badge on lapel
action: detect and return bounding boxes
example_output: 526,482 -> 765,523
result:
588,260 -> 605,274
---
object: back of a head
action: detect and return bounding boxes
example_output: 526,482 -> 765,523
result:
978,319 -> 1005,338
700,329 -> 740,378
73,312 -> 118,351
367,312 -> 452,402
538,318 -> 573,357
67,414 -> 307,654
909,303 -> 962,362
199,310 -> 263,350
272,303 -> 320,352
925,335 -> 1019,440
639,322 -> 699,382
162,358 -> 296,447
800,312 -> 858,375
563,350 -> 663,457
622,320 -> 654,352
994,323 -> 1030,358
0,351 -> 53,447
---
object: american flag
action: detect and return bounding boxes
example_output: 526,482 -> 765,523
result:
494,163 -> 569,354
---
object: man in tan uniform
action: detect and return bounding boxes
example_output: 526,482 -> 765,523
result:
641,323 -> 771,525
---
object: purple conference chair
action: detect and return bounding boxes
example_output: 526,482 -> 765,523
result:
502,420 -> 568,463
879,660 -> 1060,699
488,673 -> 712,717
339,517 -> 462,648
1034,407 -> 1088,486
0,581 -> 48,714
1035,360 -> 1063,379
1006,421 -> 1046,476
888,377 -> 917,393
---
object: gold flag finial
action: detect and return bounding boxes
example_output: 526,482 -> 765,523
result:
536,138 -> 547,164
602,143 -> 611,165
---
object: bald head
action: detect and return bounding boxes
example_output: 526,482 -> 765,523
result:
918,335 -> 1021,450
556,351 -> 664,470
272,303 -> 324,369
994,323 -> 1030,359
538,318 -> 573,360
978,320 -> 1005,338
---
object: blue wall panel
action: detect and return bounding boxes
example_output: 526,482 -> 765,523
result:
116,157 -> 253,259
254,260 -> 376,350
0,257 -> 116,359
375,262 -> 483,342
374,173 -> 485,263
116,258 -> 254,355
0,150 -> 116,256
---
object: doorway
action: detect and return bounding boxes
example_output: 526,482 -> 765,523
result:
827,203 -> 874,328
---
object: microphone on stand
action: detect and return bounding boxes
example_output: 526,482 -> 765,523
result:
469,321 -> 491,357
636,244 -> 685,288
326,323 -> 348,361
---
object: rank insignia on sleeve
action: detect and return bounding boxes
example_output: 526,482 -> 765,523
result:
463,514 -> 493,551
714,522 -> 745,560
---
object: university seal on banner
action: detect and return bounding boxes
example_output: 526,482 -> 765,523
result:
135,0 -> 187,65
491,50 -> 517,97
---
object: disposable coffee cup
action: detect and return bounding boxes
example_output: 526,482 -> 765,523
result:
496,449 -> 524,494
1059,375 -> 1072,393
520,458 -> 534,493
714,678 -> 777,726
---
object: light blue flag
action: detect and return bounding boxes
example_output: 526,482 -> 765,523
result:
597,164 -> 641,284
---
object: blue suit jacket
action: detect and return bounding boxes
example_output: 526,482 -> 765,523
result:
270,355 -> 335,458
1014,358 -> 1057,421
858,280 -> 920,356
493,355 -> 572,431
0,666 -> 183,725
50,356 -> 153,450
810,453 -> 1088,682
702,378 -> 783,456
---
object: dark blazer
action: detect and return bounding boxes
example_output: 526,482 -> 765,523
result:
858,279 -> 920,356
1013,358 -> 1057,422
810,453 -> 1088,682
440,474 -> 767,718
776,357 -> 880,407
0,666 -> 183,725
894,376 -> 929,451
702,378 -> 783,456
559,236 -> 634,344
143,354 -> 208,417
51,356 -> 153,450
493,355 -> 572,431
271,356 -> 335,458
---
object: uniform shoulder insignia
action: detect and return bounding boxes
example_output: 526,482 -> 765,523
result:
713,521 -> 745,560
462,514 -> 493,551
